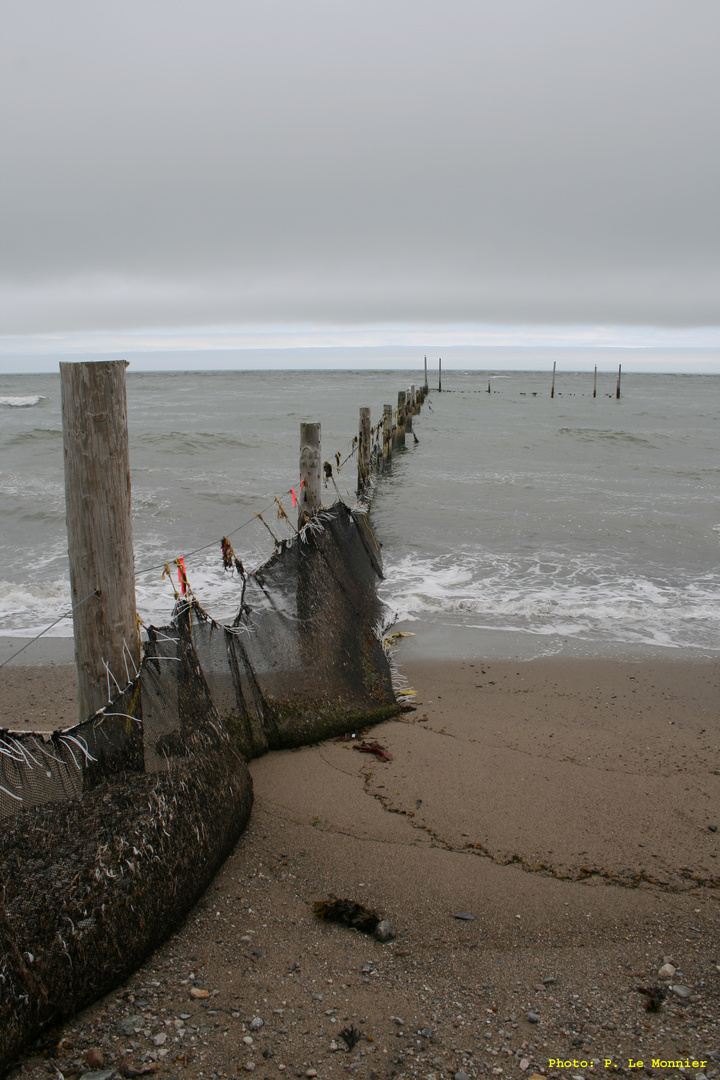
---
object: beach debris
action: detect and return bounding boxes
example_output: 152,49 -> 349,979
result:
453,912 -> 476,921
339,1025 -> 363,1051
121,1064 -> 158,1078
636,984 -> 667,1011
353,740 -> 393,762
314,896 -> 395,941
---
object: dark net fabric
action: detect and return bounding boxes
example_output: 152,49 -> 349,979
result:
0,502 -> 396,1072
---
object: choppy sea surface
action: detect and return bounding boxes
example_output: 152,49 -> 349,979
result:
1,365 -> 719,660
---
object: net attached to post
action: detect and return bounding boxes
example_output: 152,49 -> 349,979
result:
0,501 -> 396,1072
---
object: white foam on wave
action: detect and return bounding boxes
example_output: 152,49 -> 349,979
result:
0,579 -> 73,635
0,395 -> 45,407
381,551 -> 720,653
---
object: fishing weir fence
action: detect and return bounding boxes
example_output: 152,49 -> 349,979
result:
0,361 -> 429,1074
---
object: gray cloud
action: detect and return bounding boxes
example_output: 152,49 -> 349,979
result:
1,0 -> 719,332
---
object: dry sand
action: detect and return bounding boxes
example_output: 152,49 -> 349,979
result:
4,650 -> 720,1079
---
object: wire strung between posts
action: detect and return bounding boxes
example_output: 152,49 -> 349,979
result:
0,589 -> 100,671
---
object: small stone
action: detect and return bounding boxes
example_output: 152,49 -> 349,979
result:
542,976 -> 556,985
453,912 -> 476,921
249,1016 -> 264,1030
262,1049 -> 274,1060
306,1071 -> 318,1078
79,1072 -> 116,1080
243,1063 -> 256,1072
709,824 -> 718,832
243,1036 -> 254,1045
672,984 -> 693,999
374,920 -> 395,942
189,987 -> 210,999
83,1049 -> 105,1069
454,1070 -> 470,1080
152,1032 -> 167,1047
118,1016 -> 145,1036
520,1060 -> 530,1072
527,1011 -> 540,1024
658,963 -> 676,978
393,1017 -> 405,1026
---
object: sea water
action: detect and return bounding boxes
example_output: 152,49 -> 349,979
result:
1,365 -> 719,660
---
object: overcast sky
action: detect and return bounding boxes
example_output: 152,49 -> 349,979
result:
2,1 -> 719,359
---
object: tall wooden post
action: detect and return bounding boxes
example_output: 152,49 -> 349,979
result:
593,365 -> 597,399
551,360 -> 556,399
405,388 -> 414,432
424,356 -> 428,392
299,421 -> 321,526
358,407 -> 371,491
60,360 -> 140,722
382,405 -> 393,462
616,364 -> 622,399
410,383 -> 417,414
438,358 -> 442,392
395,391 -> 407,447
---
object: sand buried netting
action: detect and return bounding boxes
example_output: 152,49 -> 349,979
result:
0,502 -> 397,1073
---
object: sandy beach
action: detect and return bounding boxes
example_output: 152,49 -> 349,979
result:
3,648 -> 720,1079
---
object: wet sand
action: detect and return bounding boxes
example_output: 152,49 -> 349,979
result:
3,649 -> 720,1077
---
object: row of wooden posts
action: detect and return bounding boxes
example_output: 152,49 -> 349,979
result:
59,360 -> 429,724
298,379 -> 429,524
424,355 -> 622,398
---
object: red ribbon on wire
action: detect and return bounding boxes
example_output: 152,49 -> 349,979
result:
177,556 -> 188,596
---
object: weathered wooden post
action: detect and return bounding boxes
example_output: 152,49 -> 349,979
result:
405,388 -> 414,433
410,383 -> 417,414
551,360 -> 556,399
593,365 -> 597,399
382,404 -> 393,462
394,391 -> 407,447
299,421 -> 321,526
616,364 -> 622,399
358,407 -> 371,491
438,357 -> 442,392
60,360 -> 140,722
487,380 -> 491,394
424,356 -> 428,392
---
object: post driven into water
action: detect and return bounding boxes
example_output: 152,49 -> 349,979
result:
299,422 -> 321,526
382,404 -> 393,462
358,407 -> 371,491
60,359 -> 140,722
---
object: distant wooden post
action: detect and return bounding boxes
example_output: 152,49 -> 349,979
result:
395,391 -> 407,447
60,360 -> 140,722
551,361 -> 556,399
487,380 -> 491,394
424,356 -> 428,392
358,407 -> 371,491
299,421 -> 321,526
616,364 -> 622,399
382,404 -> 393,462
593,365 -> 597,399
438,358 -> 442,392
405,388 -> 414,432
410,383 -> 417,414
